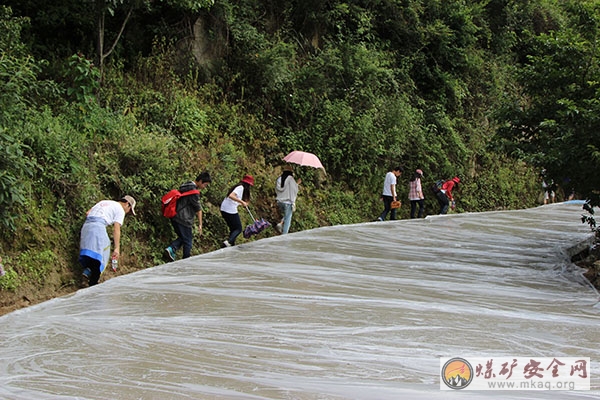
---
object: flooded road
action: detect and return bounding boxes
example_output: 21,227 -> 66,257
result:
0,203 -> 598,399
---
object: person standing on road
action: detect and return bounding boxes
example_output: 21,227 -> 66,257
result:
275,165 -> 301,234
165,171 -> 211,261
377,166 -> 403,221
408,169 -> 425,218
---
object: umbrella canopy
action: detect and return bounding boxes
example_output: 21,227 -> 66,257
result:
243,218 -> 271,239
283,151 -> 325,171
243,207 -> 271,239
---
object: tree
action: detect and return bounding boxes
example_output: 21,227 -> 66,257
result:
94,0 -> 215,79
497,0 -> 600,204
95,0 -> 135,79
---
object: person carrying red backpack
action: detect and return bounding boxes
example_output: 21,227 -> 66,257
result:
165,171 -> 211,261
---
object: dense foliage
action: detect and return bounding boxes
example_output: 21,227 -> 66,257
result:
0,0 -> 598,304
495,0 -> 600,206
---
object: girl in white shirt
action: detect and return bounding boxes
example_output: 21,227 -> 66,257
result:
220,175 -> 254,247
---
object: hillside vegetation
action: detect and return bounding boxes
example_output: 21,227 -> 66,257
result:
1,0 -> 599,313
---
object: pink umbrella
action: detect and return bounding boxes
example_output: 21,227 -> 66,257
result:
283,151 -> 326,172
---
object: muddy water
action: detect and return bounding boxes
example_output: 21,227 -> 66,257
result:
0,203 -> 598,399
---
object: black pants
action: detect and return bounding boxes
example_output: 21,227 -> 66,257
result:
221,211 -> 242,245
410,199 -> 425,218
436,191 -> 450,214
80,255 -> 101,286
379,195 -> 397,221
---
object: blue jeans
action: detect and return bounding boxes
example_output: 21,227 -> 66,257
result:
170,220 -> 194,258
278,201 -> 293,234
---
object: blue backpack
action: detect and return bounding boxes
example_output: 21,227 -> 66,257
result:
431,179 -> 444,194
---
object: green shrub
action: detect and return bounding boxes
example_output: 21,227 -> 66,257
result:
0,130 -> 34,230
1,250 -> 56,288
0,256 -> 20,291
64,53 -> 100,106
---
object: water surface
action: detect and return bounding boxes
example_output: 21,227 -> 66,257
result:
0,203 -> 598,399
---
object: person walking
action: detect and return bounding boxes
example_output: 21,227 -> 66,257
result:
165,171 -> 211,261
540,169 -> 556,204
275,165 -> 301,234
220,174 -> 254,247
408,169 -> 425,218
436,176 -> 460,214
377,166 -> 403,221
79,195 -> 136,286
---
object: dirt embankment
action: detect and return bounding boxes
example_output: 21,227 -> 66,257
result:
0,263 -> 141,317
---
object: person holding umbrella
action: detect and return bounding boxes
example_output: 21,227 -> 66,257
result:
275,165 -> 301,234
220,174 -> 254,247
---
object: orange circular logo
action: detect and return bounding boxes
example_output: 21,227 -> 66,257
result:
441,358 -> 473,389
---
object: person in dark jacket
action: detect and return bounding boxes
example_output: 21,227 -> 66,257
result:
165,172 -> 211,261
436,176 -> 460,214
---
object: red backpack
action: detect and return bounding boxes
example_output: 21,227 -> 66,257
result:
161,189 -> 200,218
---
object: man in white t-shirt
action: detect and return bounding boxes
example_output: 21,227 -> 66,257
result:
79,195 -> 136,286
377,166 -> 403,221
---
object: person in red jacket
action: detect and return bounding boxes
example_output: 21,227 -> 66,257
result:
436,176 -> 460,214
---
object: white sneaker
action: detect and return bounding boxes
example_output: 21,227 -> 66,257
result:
223,240 -> 231,247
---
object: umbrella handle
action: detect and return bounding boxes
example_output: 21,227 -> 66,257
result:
245,206 -> 256,221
